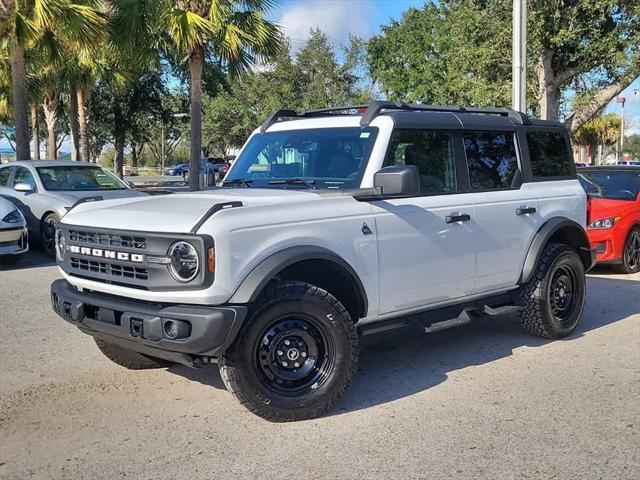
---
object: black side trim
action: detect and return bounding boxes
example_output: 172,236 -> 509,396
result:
190,201 -> 242,234
66,195 -> 104,212
519,217 -> 592,284
229,246 -> 368,317
358,289 -> 524,336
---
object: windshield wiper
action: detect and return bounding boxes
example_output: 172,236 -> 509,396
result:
222,178 -> 253,188
268,178 -> 317,189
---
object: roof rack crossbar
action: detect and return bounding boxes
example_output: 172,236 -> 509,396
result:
359,101 -> 530,126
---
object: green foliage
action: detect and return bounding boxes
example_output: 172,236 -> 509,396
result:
624,134 -> 640,161
574,113 -> 621,146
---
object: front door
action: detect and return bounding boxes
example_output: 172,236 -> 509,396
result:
372,129 -> 476,315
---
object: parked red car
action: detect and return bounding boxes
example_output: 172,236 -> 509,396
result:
578,166 -> 640,273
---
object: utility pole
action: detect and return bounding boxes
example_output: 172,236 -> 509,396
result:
512,0 -> 527,113
616,96 -> 626,161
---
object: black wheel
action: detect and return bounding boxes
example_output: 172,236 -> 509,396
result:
94,339 -> 171,370
220,281 -> 359,422
40,213 -> 59,258
615,226 -> 640,274
519,243 -> 586,339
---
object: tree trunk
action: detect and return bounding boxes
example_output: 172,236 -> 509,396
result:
77,87 -> 91,162
9,43 -> 30,160
42,93 -> 59,160
536,50 -> 561,121
131,142 -> 138,169
564,81 -> 630,134
69,84 -> 80,161
188,44 -> 204,191
30,104 -> 40,160
115,132 -> 125,179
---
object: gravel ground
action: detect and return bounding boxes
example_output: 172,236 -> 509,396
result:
0,250 -> 638,480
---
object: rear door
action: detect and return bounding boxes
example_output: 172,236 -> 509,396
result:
463,131 -> 542,293
372,128 -> 476,314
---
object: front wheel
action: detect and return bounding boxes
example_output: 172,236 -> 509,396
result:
519,243 -> 586,339
220,281 -> 359,422
615,226 -> 640,274
40,213 -> 60,258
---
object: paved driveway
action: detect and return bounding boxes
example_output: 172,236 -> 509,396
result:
1,252 -> 638,479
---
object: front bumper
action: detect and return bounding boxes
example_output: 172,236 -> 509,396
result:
0,226 -> 28,255
587,228 -> 622,264
51,279 -> 247,367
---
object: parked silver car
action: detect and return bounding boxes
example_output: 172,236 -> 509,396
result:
0,196 -> 28,258
0,161 -> 145,257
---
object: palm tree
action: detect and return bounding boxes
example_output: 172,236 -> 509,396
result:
163,1 -> 281,190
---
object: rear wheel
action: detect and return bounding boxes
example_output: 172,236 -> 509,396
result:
40,213 -> 59,258
519,243 -> 586,339
94,339 -> 171,370
615,226 -> 640,274
220,281 -> 359,422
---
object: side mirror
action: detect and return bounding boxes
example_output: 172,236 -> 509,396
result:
373,165 -> 420,197
14,182 -> 34,193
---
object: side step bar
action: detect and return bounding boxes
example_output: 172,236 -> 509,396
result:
358,289 -> 524,336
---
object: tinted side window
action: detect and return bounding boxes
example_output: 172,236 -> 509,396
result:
528,131 -> 573,178
0,167 -> 11,186
13,167 -> 36,189
384,130 -> 457,195
463,132 -> 519,190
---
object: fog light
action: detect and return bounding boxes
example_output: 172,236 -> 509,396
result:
162,319 -> 190,339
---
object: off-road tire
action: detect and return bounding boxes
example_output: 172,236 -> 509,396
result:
94,339 -> 171,370
40,212 -> 60,258
519,243 -> 586,339
220,281 -> 359,422
615,226 -> 640,274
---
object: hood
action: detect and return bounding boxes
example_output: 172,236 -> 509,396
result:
588,195 -> 639,222
61,188 -> 321,233
51,188 -> 145,205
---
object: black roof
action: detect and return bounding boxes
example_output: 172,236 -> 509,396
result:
261,101 -> 565,132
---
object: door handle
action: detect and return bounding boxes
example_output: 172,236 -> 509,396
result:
516,206 -> 537,216
445,213 -> 471,224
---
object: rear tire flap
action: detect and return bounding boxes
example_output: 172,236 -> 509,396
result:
220,281 -> 359,422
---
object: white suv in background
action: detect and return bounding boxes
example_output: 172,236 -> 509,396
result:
50,102 -> 595,421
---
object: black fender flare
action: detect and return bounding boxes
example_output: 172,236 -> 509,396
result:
519,217 -> 594,284
228,245 -> 368,317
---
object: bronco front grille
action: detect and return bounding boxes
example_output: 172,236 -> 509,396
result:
70,257 -> 149,280
69,229 -> 147,250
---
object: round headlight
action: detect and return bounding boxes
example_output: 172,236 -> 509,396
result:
55,228 -> 66,261
167,241 -> 199,282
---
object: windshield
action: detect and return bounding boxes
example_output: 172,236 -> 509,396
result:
36,166 -> 129,191
225,127 -> 379,189
578,170 -> 640,200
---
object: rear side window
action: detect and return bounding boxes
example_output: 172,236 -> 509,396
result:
527,131 -> 573,178
384,129 -> 457,195
463,132 -> 519,190
0,167 -> 11,186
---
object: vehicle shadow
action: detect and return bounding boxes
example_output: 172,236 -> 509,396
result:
168,275 -> 639,415
0,246 -> 54,271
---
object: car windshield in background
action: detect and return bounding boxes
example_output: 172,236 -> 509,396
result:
578,170 -> 640,200
224,127 -> 379,189
36,166 -> 128,191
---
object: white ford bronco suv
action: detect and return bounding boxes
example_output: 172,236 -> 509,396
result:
51,102 -> 595,421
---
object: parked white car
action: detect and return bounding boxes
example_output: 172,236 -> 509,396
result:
0,196 -> 28,257
0,161 -> 145,257
51,102 -> 595,421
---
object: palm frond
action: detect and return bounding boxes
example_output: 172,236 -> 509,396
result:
164,7 -> 217,54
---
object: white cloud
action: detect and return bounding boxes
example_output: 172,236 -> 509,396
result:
276,0 -> 374,51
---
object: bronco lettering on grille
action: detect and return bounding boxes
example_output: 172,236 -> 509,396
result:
68,245 -> 145,263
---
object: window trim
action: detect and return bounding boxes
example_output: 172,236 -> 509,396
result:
382,128 -> 470,198
461,130 -> 523,193
523,127 -> 577,182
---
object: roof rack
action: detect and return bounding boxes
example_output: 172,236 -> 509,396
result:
359,101 -> 530,126
260,105 -> 368,132
260,101 -> 530,132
